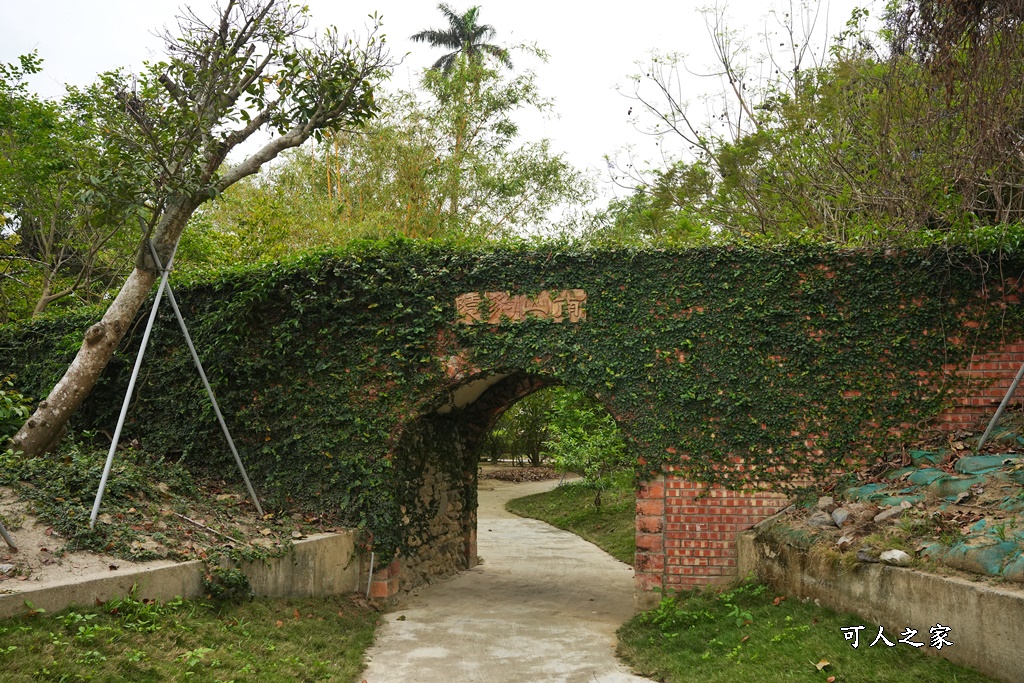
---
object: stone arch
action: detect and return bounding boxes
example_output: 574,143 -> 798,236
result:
378,369 -> 631,597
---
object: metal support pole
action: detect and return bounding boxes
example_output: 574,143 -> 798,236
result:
976,360 -> 1024,452
366,551 -> 375,599
149,243 -> 264,518
0,519 -> 16,552
90,250 -> 176,529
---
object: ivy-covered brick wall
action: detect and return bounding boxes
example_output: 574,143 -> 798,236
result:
936,341 -> 1024,430
2,241 -> 1023,585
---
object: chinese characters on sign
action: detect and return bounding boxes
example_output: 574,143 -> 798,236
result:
455,290 -> 587,325
841,624 -> 953,650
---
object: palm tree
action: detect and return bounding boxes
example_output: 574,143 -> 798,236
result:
410,4 -> 511,74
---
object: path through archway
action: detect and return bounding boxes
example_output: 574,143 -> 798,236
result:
361,475 -> 652,682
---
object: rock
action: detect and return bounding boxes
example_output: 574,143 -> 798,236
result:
807,511 -> 837,528
874,506 -> 904,523
880,549 -> 912,566
836,535 -> 855,551
0,564 -> 14,575
816,496 -> 835,511
900,500 -> 913,509
856,547 -> 879,563
831,508 -> 851,527
130,540 -> 167,558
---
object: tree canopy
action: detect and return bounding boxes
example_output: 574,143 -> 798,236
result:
7,0 -> 391,457
184,40 -> 588,259
604,0 -> 1024,251
410,3 -> 512,74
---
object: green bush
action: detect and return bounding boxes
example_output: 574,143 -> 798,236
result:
202,567 -> 253,603
0,375 -> 31,442
546,388 -> 630,486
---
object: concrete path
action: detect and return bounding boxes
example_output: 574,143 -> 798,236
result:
361,477 -> 655,683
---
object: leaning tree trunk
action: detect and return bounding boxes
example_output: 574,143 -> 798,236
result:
10,195 -> 198,457
11,266 -> 158,455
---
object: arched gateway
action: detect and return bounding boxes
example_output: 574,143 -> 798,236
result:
6,242 -> 1023,604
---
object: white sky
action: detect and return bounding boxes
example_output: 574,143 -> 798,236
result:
2,0 -> 881,200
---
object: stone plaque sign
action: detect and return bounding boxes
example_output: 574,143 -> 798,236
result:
455,289 -> 587,324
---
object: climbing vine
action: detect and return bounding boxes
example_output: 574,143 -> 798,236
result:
2,240 -> 1022,560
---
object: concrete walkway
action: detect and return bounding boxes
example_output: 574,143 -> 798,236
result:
361,477 -> 655,683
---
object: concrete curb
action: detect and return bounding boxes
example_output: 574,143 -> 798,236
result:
738,529 -> 1024,683
0,531 -> 359,620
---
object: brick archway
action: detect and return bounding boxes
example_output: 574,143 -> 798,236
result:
373,370 -> 635,598
9,245 -> 1023,605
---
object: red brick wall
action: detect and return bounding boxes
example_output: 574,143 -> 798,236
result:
636,476 -> 789,595
635,339 -> 1024,599
935,341 -> 1024,431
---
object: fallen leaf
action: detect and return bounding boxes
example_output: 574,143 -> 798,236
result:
259,529 -> 273,536
293,608 -> 301,620
740,635 -> 749,643
815,659 -> 830,671
275,620 -> 283,628
396,615 -> 407,621
827,677 -> 836,683
773,596 -> 786,606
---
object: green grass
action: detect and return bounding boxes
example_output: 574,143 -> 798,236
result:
617,581 -> 999,683
505,474 -> 636,564
0,591 -> 378,682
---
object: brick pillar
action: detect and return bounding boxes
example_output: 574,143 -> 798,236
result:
663,479 -> 789,591
634,477 -> 666,609
368,558 -> 401,599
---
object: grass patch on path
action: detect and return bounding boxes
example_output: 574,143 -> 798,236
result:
0,591 -> 378,682
505,474 -> 636,564
618,581 -> 998,683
